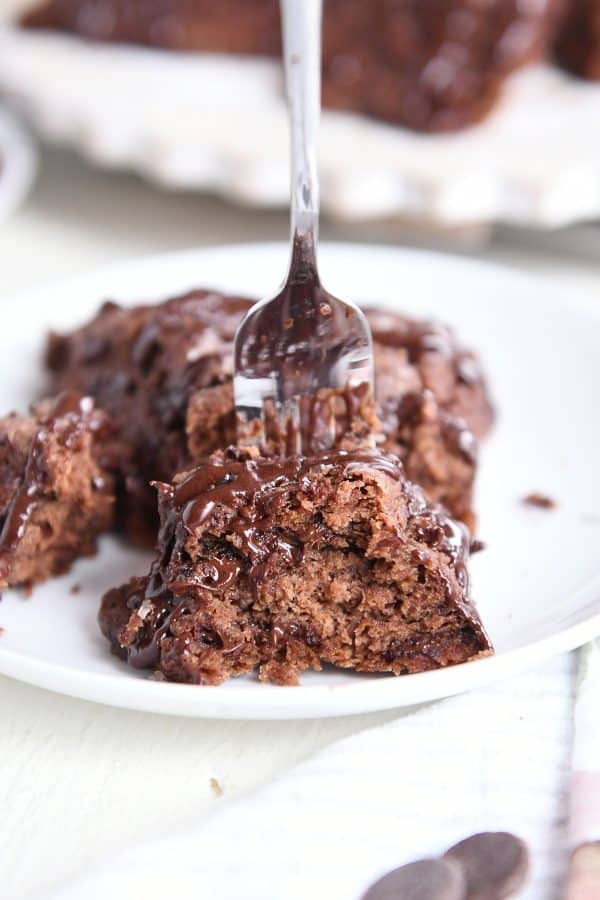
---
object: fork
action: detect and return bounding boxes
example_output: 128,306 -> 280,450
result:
233,0 -> 374,456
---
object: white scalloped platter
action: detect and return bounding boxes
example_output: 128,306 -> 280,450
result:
0,242 -> 599,719
0,104 -> 36,222
3,21 -> 600,226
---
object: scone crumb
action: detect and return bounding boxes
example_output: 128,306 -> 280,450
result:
209,777 -> 224,798
522,492 -> 556,509
147,670 -> 166,682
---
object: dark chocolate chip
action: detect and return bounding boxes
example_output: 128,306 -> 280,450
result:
361,858 -> 466,900
444,832 -> 529,900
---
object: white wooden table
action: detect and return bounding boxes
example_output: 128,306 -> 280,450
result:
1,147 -> 599,900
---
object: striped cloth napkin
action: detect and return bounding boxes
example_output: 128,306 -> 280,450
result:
567,639 -> 600,898
42,655 -> 575,900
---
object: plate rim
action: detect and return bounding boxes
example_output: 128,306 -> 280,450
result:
1,605 -> 599,719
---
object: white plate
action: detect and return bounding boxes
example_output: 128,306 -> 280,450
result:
0,242 -> 598,719
0,104 -> 36,222
2,22 -> 600,227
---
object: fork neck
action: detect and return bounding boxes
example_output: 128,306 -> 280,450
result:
280,0 -> 322,282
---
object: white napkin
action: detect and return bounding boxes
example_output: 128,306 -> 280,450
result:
43,656 -> 574,900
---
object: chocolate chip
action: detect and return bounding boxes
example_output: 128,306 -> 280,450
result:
361,858 -> 466,900
81,334 -> 110,364
444,832 -> 529,899
470,539 -> 486,555
132,324 -> 162,373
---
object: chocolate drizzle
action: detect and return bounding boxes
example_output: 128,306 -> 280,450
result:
106,449 -> 409,668
261,380 -> 377,457
0,392 -> 101,550
171,449 -> 403,590
174,448 -> 403,530
99,446 -> 491,674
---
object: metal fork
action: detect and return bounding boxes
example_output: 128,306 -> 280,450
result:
233,0 -> 374,456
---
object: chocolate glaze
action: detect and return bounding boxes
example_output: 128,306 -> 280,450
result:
171,449 -> 404,590
109,449 -> 407,668
261,380 -> 377,457
0,392 -> 105,550
174,447 -> 403,528
103,447 -> 490,671
126,569 -> 176,669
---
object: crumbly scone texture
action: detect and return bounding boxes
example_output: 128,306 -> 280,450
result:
46,289 -> 251,543
0,392 -> 115,590
22,0 -> 562,132
46,289 -> 492,537
99,448 -> 492,685
366,309 -> 493,531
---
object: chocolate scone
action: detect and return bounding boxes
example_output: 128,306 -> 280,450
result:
22,0 -> 561,132
0,392 -> 115,590
554,0 -> 600,79
46,289 -> 251,543
46,289 -> 492,537
99,448 -> 492,685
321,0 -> 562,133
22,0 -> 281,54
367,310 -> 493,530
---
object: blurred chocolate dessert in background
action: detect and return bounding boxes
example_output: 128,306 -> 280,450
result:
21,0 -> 570,133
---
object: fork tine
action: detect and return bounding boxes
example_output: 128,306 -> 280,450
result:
237,380 -> 376,458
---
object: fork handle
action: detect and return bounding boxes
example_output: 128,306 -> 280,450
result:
280,0 -> 322,259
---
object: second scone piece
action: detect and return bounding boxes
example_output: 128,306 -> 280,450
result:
99,448 -> 492,685
0,392 -> 115,589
